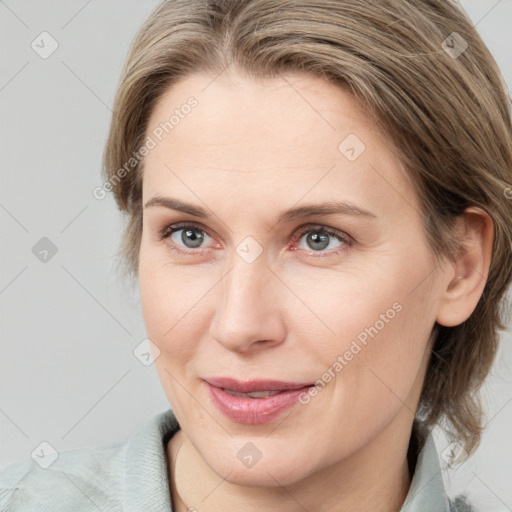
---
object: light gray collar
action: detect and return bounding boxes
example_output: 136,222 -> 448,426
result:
401,432 -> 451,511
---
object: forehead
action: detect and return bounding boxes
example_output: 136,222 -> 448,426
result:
142,71 -> 420,221
146,71 -> 375,163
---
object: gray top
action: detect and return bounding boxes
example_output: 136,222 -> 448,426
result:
0,408 -> 475,511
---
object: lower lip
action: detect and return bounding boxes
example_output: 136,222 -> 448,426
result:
205,381 -> 312,425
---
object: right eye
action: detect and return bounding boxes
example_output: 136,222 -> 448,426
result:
160,222 -> 214,254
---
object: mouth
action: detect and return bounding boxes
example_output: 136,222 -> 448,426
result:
203,377 -> 315,424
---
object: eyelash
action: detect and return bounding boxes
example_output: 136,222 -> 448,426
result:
159,222 -> 354,258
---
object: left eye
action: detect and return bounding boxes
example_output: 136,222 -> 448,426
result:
292,225 -> 352,256
160,223 -> 352,256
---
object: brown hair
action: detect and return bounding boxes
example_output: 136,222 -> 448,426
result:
102,0 -> 512,454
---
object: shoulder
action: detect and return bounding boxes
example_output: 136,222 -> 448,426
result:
0,409 -> 180,512
0,440 -> 125,511
449,494 -> 477,511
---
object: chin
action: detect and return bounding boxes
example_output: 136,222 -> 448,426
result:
219,461 -> 309,488
200,439 -> 315,488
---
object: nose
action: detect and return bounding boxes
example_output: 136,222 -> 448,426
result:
208,253 -> 286,353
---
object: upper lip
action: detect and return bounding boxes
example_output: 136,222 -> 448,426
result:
204,377 -> 313,393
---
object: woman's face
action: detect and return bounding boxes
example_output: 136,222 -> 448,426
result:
138,71 -> 448,486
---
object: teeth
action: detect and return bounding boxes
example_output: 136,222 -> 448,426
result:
222,389 -> 281,398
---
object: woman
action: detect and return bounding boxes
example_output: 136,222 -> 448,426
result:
1,0 -> 511,510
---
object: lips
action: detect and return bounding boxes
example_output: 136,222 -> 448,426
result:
203,377 -> 314,424
204,376 -> 313,393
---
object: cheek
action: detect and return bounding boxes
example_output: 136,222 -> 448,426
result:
322,274 -> 437,433
279,261 -> 406,359
138,248 -> 197,361
292,255 -> 436,400
138,259 -> 204,412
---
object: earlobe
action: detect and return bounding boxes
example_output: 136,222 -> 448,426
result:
435,207 -> 494,328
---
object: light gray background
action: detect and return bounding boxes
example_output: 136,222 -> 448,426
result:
1,1 -> 511,510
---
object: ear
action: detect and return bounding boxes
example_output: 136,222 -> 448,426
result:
435,207 -> 494,327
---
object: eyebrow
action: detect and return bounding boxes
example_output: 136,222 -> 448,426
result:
144,195 -> 377,223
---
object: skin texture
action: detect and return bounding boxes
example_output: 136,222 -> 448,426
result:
138,71 -> 493,512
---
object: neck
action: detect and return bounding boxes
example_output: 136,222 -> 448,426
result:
167,409 -> 416,512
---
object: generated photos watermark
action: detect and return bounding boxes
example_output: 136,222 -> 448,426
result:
93,96 -> 198,200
